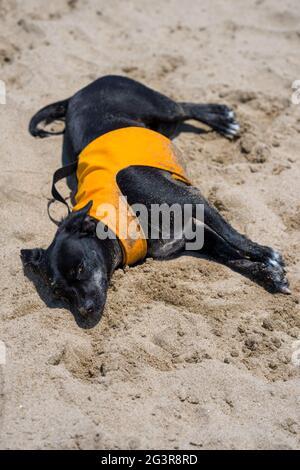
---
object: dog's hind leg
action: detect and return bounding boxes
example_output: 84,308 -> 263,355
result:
119,167 -> 284,269
201,224 -> 290,294
179,184 -> 286,282
117,167 -> 289,293
201,226 -> 290,294
191,188 -> 285,269
179,102 -> 240,138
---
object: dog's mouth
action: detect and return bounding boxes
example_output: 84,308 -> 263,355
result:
66,293 -> 106,328
50,291 -> 105,328
75,304 -> 105,329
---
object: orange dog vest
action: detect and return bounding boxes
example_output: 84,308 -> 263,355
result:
73,127 -> 190,265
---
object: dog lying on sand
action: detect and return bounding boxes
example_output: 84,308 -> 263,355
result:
21,75 -> 290,326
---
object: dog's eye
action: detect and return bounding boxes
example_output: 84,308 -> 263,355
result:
77,263 -> 84,275
76,261 -> 87,279
69,262 -> 85,280
53,286 -> 63,297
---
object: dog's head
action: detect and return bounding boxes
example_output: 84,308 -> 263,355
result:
21,202 -> 111,325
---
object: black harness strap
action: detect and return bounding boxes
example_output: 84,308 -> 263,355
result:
48,161 -> 78,225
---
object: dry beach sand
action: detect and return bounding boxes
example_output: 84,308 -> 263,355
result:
0,0 -> 300,449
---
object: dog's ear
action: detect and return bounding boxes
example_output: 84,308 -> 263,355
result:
20,248 -> 45,268
62,201 -> 95,235
81,216 -> 98,235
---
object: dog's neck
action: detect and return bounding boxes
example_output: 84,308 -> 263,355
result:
99,236 -> 123,278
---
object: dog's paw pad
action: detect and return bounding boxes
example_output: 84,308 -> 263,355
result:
264,263 -> 290,294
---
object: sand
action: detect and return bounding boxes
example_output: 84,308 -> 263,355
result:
0,0 -> 300,450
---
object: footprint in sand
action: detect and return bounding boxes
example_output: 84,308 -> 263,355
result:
0,37 -> 19,66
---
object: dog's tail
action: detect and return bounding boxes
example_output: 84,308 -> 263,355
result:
29,99 -> 69,138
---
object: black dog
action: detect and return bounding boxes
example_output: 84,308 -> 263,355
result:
21,75 -> 289,326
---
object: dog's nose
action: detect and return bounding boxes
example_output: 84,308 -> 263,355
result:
79,300 -> 96,317
85,300 -> 95,316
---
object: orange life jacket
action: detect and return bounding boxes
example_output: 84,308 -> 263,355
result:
73,127 -> 190,265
